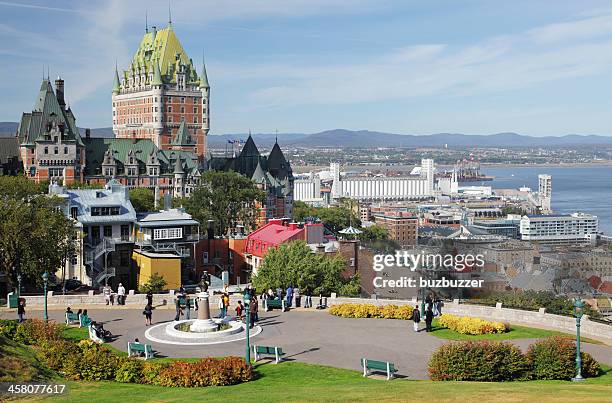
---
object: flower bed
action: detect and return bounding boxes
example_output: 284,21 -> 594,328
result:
329,303 -> 413,320
437,314 -> 507,335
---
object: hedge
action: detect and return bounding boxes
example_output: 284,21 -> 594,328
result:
437,314 -> 507,335
329,303 -> 413,320
526,336 -> 600,380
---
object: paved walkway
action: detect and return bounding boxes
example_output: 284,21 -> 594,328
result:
2,307 -> 611,380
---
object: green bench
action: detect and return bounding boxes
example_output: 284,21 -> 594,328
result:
88,324 -> 104,343
253,345 -> 284,364
361,358 -> 397,380
79,314 -> 92,328
264,299 -> 286,311
65,312 -> 79,325
127,342 -> 154,360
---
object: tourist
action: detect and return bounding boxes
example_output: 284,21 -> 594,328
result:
117,283 -> 126,305
17,299 -> 26,323
103,284 -> 112,305
411,307 -> 421,332
286,285 -> 294,308
174,297 -> 183,321
235,300 -> 244,320
250,297 -> 258,328
143,303 -> 153,326
425,306 -> 434,332
185,297 -> 192,320
146,290 -> 153,306
179,285 -> 185,296
223,293 -> 230,315
83,309 -> 88,317
76,308 -> 82,316
276,287 -> 282,300
304,288 -> 312,308
267,288 -> 275,300
425,294 -> 432,311
66,307 -> 73,314
436,298 -> 443,316
294,287 -> 301,308
218,295 -> 226,318
130,338 -> 144,357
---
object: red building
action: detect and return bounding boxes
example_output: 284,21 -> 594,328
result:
244,219 -> 306,274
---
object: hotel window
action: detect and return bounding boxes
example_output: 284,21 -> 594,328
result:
193,107 -> 198,113
54,147 -> 58,154
44,147 -> 48,154
180,97 -> 185,103
194,117 -> 198,123
180,106 -> 184,113
168,106 -> 172,113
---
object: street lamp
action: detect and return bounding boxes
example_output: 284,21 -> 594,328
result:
572,297 -> 585,382
243,290 -> 251,364
16,273 -> 22,298
42,272 -> 49,323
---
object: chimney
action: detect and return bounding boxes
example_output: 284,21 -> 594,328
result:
85,128 -> 91,139
288,222 -> 298,230
163,193 -> 171,210
55,76 -> 65,110
207,220 -> 214,239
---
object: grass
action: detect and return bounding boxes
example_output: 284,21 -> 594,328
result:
428,318 -> 603,344
35,362 -> 612,403
0,335 -> 56,382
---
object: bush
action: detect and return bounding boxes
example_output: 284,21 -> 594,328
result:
156,357 -> 252,387
0,320 -> 18,339
526,336 -> 600,380
115,358 -> 144,383
37,340 -> 80,372
438,314 -> 507,335
62,340 -> 120,381
329,303 -> 413,320
429,341 -> 530,381
13,320 -> 63,344
139,272 -> 167,293
140,362 -> 166,385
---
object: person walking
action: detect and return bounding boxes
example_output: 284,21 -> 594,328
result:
103,284 -> 112,305
146,290 -> 153,307
276,287 -> 282,300
294,287 -> 301,308
235,300 -> 244,320
286,285 -> 294,308
17,299 -> 26,323
143,303 -> 153,326
425,306 -> 434,332
425,293 -> 432,312
174,297 -> 183,321
218,294 -> 226,318
411,307 -> 421,332
117,283 -> 126,305
304,288 -> 312,308
223,293 -> 230,316
250,296 -> 258,328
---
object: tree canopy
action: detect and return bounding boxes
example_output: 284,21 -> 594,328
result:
0,176 -> 77,288
358,225 -> 389,241
292,201 -> 361,234
184,171 -> 265,236
130,188 -> 155,213
251,240 -> 360,296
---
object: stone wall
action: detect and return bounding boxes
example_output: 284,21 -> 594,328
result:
328,296 -> 612,343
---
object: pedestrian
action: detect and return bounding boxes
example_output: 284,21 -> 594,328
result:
425,293 -> 432,312
304,288 -> 312,308
174,297 -> 182,321
276,287 -> 282,300
294,287 -> 301,308
103,284 -> 112,305
146,290 -> 153,307
286,285 -> 294,308
235,300 -> 244,320
425,306 -> 434,332
218,295 -> 226,318
66,306 -> 73,314
223,293 -> 230,316
117,283 -> 126,305
267,288 -> 275,300
185,297 -> 191,319
143,303 -> 153,326
179,285 -> 185,295
250,297 -> 258,328
411,307 -> 421,332
17,298 -> 26,323
436,298 -> 443,316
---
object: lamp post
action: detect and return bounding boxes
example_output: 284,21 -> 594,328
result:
16,273 -> 22,298
42,272 -> 49,323
572,297 -> 585,382
243,291 -> 251,364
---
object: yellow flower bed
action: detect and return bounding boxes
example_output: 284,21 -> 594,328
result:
329,303 -> 413,320
438,314 -> 507,335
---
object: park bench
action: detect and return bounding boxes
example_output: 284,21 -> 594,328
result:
252,345 -> 285,364
361,358 -> 397,380
65,312 -> 79,325
127,342 -> 154,360
79,314 -> 92,328
88,324 -> 104,343
264,299 -> 286,311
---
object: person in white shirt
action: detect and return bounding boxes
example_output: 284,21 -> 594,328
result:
103,285 -> 112,306
117,283 -> 126,305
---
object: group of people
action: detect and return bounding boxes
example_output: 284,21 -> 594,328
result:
237,285 -> 259,328
102,283 -> 127,306
263,285 -> 316,309
411,294 -> 444,332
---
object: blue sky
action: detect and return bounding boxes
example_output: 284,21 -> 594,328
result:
3,1 -> 612,136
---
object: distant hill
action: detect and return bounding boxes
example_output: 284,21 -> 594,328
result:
2,122 -> 612,147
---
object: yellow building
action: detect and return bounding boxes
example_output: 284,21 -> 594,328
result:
132,250 -> 181,291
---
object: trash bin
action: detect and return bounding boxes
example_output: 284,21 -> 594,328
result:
8,292 -> 18,309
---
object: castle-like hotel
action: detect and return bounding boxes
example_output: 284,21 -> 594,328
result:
15,22 -> 293,219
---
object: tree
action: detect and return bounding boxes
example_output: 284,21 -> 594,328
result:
0,175 -> 46,201
251,241 -> 359,296
66,182 -> 103,190
292,201 -> 361,234
184,171 -> 265,236
358,225 -> 388,241
129,188 -> 155,213
139,272 -> 168,293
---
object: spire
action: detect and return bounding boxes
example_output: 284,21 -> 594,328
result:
145,10 -> 148,33
173,156 -> 184,174
172,118 -> 192,145
200,52 -> 209,89
113,62 -> 120,94
152,59 -> 162,86
168,0 -> 172,27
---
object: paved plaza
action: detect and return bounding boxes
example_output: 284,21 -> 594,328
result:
2,306 -> 611,380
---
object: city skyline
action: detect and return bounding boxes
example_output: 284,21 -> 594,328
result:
4,1 -> 612,136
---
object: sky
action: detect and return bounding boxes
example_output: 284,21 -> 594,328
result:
2,0 -> 612,136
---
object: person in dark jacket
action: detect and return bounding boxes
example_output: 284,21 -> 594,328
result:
143,304 -> 153,326
146,290 -> 153,307
411,307 -> 421,332
17,299 -> 26,323
425,306 -> 434,332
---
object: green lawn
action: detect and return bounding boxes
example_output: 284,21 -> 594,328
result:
428,318 -> 603,344
37,362 -> 612,403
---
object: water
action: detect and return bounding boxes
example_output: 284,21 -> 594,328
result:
474,165 -> 612,235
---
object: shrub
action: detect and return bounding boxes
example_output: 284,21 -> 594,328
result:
62,340 -> 120,381
526,336 -> 600,380
156,357 -> 252,387
438,314 -> 507,335
0,320 -> 18,339
329,303 -> 413,320
13,320 -> 63,344
140,362 -> 166,385
139,272 -> 167,293
37,340 -> 80,372
429,341 -> 529,381
115,358 -> 144,383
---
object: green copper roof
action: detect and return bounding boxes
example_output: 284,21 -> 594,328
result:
152,61 -> 163,86
172,119 -> 193,145
113,69 -> 120,93
125,25 -> 199,85
201,61 -> 209,88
